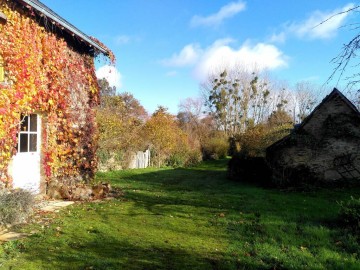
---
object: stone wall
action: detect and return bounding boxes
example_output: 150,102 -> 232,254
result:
267,91 -> 360,186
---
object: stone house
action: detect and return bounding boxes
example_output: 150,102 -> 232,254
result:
0,0 -> 111,192
266,88 -> 360,186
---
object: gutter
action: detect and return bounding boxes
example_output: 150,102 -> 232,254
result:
17,0 -> 108,55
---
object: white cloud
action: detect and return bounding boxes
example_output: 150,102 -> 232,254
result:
96,65 -> 122,89
290,3 -> 355,39
161,44 -> 202,67
190,1 -> 246,27
271,3 -> 355,42
162,39 -> 288,82
269,32 -> 286,43
115,35 -> 130,45
194,41 -> 288,81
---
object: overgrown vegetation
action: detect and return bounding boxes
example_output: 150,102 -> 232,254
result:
96,67 -> 324,172
338,196 -> 360,229
96,79 -> 148,170
201,133 -> 229,160
0,189 -> 34,226
96,81 -> 203,169
1,160 -> 359,269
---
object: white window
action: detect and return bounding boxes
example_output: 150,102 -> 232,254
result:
18,114 -> 39,153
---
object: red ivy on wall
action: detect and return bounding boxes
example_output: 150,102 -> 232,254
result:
0,1 -> 112,187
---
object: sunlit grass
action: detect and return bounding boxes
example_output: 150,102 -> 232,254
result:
1,159 -> 359,269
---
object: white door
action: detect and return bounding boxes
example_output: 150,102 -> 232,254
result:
9,114 -> 41,193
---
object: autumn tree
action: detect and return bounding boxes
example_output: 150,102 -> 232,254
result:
144,107 -> 180,167
96,80 -> 147,169
144,106 -> 201,167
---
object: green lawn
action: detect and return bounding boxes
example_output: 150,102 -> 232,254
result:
1,159 -> 359,269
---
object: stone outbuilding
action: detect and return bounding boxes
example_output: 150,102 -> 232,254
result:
266,88 -> 360,186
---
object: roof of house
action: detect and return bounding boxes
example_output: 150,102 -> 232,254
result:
299,88 -> 360,129
266,88 -> 360,152
15,0 -> 108,56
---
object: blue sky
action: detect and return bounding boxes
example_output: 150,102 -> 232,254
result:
41,0 -> 359,114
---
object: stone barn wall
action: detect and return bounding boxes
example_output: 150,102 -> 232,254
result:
266,89 -> 360,186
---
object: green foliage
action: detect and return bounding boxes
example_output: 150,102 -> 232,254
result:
338,196 -> 360,228
0,240 -> 26,261
0,189 -> 34,226
201,134 -> 229,160
166,149 -> 202,168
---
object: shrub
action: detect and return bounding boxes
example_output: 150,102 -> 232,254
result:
184,150 -> 202,167
234,123 -> 292,158
338,196 -> 360,229
166,152 -> 187,168
0,189 -> 34,226
166,149 -> 202,168
201,135 -> 229,160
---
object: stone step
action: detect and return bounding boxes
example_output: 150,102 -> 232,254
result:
0,232 -> 29,242
40,201 -> 74,212
0,200 -> 75,242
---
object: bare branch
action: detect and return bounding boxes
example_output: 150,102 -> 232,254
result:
314,5 -> 360,29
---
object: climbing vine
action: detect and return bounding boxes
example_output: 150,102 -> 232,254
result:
0,1 -> 111,187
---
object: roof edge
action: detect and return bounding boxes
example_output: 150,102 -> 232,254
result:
299,88 -> 360,129
266,88 -> 360,152
17,0 -> 108,56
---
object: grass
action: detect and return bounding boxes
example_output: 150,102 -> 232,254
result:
0,159 -> 359,269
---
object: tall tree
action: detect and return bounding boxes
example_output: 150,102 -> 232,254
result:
202,68 -> 273,136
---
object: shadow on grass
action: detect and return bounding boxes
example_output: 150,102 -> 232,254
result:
98,161 -> 349,226
12,234 -> 263,270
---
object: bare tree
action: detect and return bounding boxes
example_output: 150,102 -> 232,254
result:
177,97 -> 204,143
324,5 -> 360,98
294,81 -> 319,122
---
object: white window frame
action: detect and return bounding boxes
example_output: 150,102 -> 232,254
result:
17,114 -> 41,153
